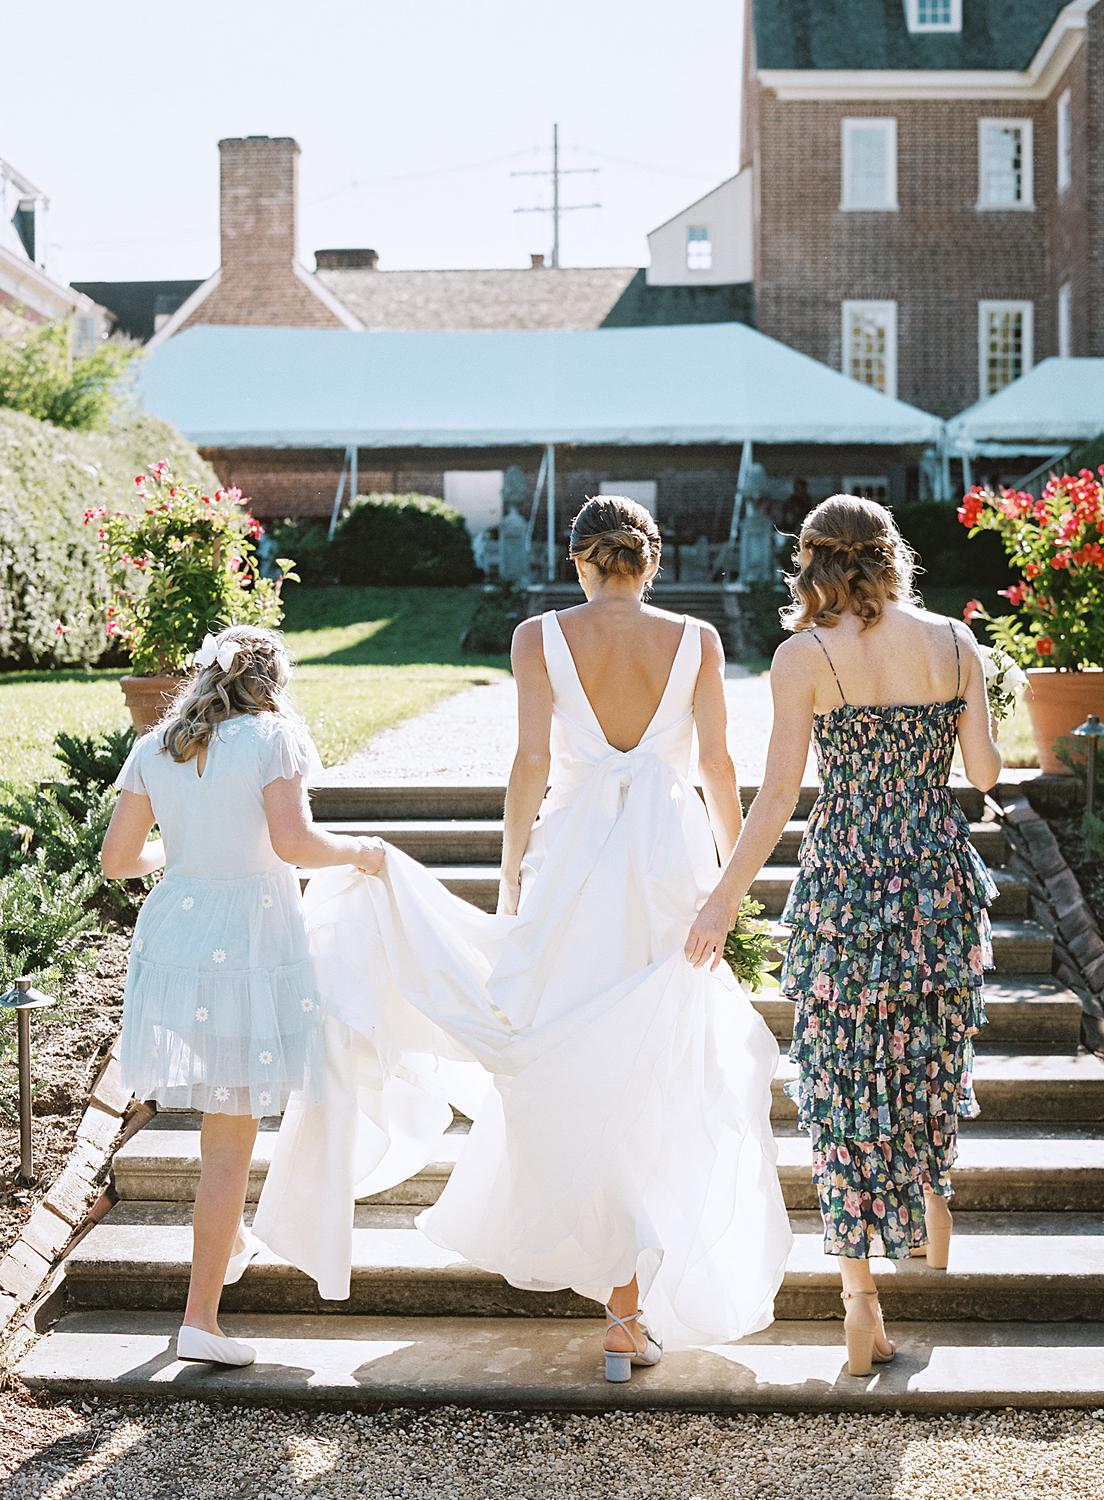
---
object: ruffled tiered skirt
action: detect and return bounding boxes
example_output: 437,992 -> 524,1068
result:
119,865 -> 323,1117
781,785 -> 996,1259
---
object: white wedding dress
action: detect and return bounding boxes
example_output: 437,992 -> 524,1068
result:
253,613 -> 792,1349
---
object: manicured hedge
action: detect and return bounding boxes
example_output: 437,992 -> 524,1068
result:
0,407 -> 217,668
332,493 -> 475,587
894,500 -> 1012,592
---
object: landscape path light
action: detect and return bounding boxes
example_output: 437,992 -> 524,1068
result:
0,976 -> 54,1186
1071,714 -> 1104,820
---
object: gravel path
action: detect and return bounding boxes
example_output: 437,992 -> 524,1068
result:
330,669 -> 794,784
2,1393 -> 1102,1498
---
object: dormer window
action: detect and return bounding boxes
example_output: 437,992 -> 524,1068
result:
906,0 -> 962,32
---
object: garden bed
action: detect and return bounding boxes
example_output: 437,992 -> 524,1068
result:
1051,815 -> 1104,924
0,935 -> 128,1259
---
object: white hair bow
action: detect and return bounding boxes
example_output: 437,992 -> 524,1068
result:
194,633 -> 241,673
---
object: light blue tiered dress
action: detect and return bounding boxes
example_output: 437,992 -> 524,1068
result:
116,712 -> 324,1118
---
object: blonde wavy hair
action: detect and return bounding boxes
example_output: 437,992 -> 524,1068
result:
159,625 -> 295,763
782,494 -> 918,633
568,495 -> 661,580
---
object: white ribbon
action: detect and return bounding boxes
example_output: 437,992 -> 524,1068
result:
194,633 -> 241,673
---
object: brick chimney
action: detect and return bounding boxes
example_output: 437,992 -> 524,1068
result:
530,253 -> 546,269
315,248 -> 379,270
219,136 -> 300,271
168,135 -> 356,336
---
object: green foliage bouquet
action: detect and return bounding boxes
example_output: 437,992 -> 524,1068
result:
723,896 -> 779,993
88,462 -> 296,675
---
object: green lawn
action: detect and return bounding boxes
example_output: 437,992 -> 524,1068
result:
0,588 -> 509,788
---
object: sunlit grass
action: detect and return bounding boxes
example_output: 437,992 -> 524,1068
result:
0,587 -> 510,788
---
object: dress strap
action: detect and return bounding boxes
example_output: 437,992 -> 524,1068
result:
949,620 -> 962,696
810,630 -> 846,705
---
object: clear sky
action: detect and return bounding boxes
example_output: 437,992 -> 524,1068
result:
4,0 -> 743,285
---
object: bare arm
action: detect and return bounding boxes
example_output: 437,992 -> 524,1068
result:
685,636 -> 815,969
500,617 -> 553,915
265,775 -> 384,872
953,622 -> 1003,792
100,791 -> 166,880
694,624 -> 743,865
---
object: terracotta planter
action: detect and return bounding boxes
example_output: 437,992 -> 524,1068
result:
120,674 -> 183,734
1024,667 -> 1104,775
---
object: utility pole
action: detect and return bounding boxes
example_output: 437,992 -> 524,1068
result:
512,124 -> 600,267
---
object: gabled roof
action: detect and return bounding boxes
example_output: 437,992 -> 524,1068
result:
314,266 -> 639,332
138,322 -> 942,450
753,0 -> 1067,72
72,280 -> 203,342
948,357 -> 1104,449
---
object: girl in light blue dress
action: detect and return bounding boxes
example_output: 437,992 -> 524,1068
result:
101,625 -> 383,1367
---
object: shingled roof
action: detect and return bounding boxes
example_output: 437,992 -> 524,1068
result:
314,266 -> 754,333
753,0 -> 1067,72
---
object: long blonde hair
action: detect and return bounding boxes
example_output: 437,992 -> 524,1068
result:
159,625 -> 295,763
781,494 -> 918,633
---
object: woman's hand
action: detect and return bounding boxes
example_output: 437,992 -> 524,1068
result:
498,869 -> 521,916
684,893 -> 739,971
355,837 -> 385,876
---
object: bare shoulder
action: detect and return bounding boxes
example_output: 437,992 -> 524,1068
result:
510,614 -> 546,662
641,603 -> 688,628
906,602 -> 978,651
771,630 -> 819,677
692,618 -> 725,667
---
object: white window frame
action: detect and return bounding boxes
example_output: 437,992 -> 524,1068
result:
686,225 -> 712,272
1057,88 -> 1072,195
842,300 -> 899,399
905,0 -> 962,33
978,300 -> 1034,398
1058,282 -> 1072,359
977,118 -> 1035,210
841,119 -> 898,211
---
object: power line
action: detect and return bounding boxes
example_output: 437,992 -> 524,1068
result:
308,147 -> 542,204
511,124 -> 600,269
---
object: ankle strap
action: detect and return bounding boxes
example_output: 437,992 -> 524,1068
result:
841,1289 -> 879,1301
604,1306 -> 643,1331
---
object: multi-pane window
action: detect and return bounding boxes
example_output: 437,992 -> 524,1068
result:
1057,89 -> 1072,194
841,120 -> 898,211
843,301 -> 898,398
906,0 -> 962,32
979,301 -> 1034,397
686,225 -> 712,271
978,120 -> 1034,208
1058,283 -> 1072,359
843,476 -> 891,504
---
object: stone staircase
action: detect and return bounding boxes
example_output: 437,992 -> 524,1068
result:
19,781 -> 1104,1412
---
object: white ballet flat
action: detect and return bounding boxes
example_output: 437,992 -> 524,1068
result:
176,1324 -> 256,1367
603,1307 -> 663,1384
223,1229 -> 260,1286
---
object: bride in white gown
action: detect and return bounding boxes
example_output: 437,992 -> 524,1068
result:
253,495 -> 791,1380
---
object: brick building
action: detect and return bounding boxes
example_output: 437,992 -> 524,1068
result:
742,0 -> 1103,419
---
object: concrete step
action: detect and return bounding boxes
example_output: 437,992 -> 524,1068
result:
309,781 -> 986,824
759,975 -> 1085,1047
63,1205 -> 1104,1323
20,1310 -> 1104,1412
112,1121 -> 1104,1213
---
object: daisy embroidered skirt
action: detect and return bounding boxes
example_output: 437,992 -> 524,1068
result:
119,864 -> 323,1118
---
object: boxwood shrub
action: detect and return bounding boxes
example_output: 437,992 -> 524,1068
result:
0,407 -> 217,668
332,493 -> 474,587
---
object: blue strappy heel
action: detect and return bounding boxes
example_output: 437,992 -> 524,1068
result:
603,1306 -> 663,1383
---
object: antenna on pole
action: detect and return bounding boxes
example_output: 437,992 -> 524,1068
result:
512,123 -> 600,268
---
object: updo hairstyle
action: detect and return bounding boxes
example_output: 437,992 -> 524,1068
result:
568,495 -> 661,580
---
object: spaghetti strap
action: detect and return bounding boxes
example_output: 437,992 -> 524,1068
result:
949,620 -> 962,697
810,631 -> 846,705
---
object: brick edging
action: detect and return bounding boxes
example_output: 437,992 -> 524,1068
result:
996,794 -> 1104,1051
0,1042 -> 147,1360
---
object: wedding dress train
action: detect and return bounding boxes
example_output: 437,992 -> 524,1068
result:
253,614 -> 791,1350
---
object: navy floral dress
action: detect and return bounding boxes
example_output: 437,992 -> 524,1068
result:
780,623 -> 995,1259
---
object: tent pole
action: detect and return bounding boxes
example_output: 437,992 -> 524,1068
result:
350,444 -> 358,505
546,443 -> 556,582
328,445 -> 351,539
962,451 -> 974,494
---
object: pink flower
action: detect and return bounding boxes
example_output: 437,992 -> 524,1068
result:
872,1197 -> 886,1219
54,620 -> 66,635
962,599 -> 983,622
811,972 -> 831,1001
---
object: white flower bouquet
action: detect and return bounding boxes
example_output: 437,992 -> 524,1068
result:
979,641 -> 1029,723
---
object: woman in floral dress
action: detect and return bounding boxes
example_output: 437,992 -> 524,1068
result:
686,495 -> 1003,1375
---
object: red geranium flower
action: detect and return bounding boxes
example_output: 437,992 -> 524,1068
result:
1036,636 -> 1054,656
